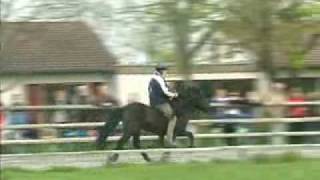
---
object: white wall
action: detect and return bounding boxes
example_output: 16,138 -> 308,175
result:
0,85 -> 26,106
167,72 -> 259,81
115,74 -> 152,106
115,72 -> 260,106
0,73 -> 112,106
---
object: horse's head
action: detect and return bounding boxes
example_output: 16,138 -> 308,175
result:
174,82 -> 209,113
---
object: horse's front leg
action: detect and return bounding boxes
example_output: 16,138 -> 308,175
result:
159,134 -> 172,162
133,134 -> 151,162
176,130 -> 194,148
158,134 -> 165,148
185,131 -> 195,148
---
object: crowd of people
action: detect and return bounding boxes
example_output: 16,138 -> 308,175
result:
209,82 -> 320,145
0,81 -> 319,145
0,83 -> 119,140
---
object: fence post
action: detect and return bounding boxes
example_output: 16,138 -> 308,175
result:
271,121 -> 288,145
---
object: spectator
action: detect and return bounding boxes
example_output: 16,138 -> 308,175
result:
307,92 -> 320,116
224,91 -> 258,145
7,94 -> 31,139
237,91 -> 262,145
87,83 -> 119,136
73,85 -> 91,123
288,88 -> 307,117
70,85 -> 92,137
264,82 -> 288,144
95,84 -> 119,107
51,89 -> 69,137
305,91 -> 320,144
52,89 -> 68,123
211,90 -> 246,146
0,101 -> 5,140
211,88 -> 229,119
244,91 -> 262,118
288,88 -> 308,144
209,88 -> 228,132
223,92 -> 242,146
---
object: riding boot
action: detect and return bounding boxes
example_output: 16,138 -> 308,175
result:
166,116 -> 177,147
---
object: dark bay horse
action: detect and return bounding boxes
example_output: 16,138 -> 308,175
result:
96,83 -> 208,161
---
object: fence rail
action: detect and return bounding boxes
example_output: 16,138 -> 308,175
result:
4,144 -> 320,156
2,131 -> 320,145
2,144 -> 320,169
1,102 -> 319,146
210,101 -> 320,107
0,104 -> 113,111
0,101 -> 320,111
2,117 -> 320,130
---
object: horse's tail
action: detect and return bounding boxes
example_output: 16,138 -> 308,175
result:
96,107 -> 123,150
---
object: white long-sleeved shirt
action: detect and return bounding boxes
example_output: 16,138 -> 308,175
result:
151,72 -> 176,98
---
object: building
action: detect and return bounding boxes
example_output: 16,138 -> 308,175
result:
115,34 -> 320,105
0,21 -> 116,106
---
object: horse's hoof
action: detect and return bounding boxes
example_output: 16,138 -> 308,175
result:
165,143 -> 178,148
142,152 -> 152,162
108,153 -> 119,162
160,152 -> 171,162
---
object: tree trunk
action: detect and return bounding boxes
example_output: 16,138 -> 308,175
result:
256,72 -> 272,97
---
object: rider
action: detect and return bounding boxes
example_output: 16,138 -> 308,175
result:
148,64 -> 178,147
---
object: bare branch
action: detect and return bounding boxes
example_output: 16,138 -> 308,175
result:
303,34 -> 320,54
188,22 -> 218,58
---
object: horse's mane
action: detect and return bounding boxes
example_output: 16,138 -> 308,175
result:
170,82 -> 203,117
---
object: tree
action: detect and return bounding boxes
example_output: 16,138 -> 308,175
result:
220,0 -> 320,83
120,0 -> 220,79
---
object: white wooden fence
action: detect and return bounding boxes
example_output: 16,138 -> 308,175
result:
1,102 -> 319,146
2,144 -> 320,169
1,101 -> 320,111
2,131 -> 320,145
2,117 -> 320,130
1,102 -> 320,168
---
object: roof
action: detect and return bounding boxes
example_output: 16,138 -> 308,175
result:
0,21 -> 116,74
115,63 -> 257,74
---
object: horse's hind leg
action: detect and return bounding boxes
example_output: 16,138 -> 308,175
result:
116,132 -> 131,150
108,132 -> 131,162
96,127 -> 107,150
133,134 -> 151,162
